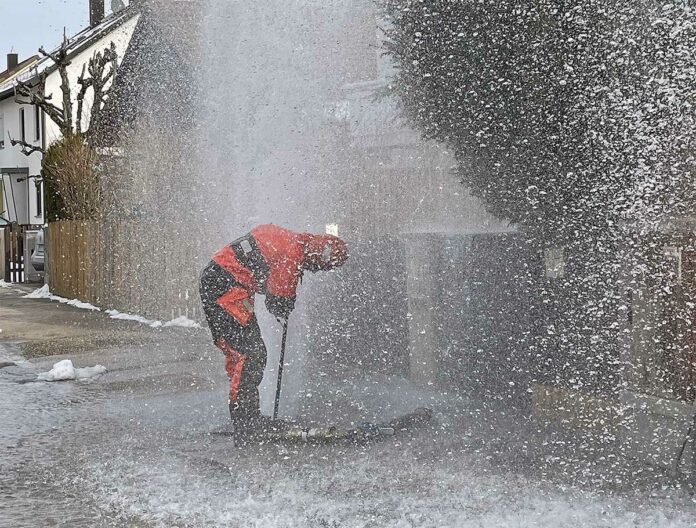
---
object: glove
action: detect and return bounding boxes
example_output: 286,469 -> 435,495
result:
265,294 -> 295,320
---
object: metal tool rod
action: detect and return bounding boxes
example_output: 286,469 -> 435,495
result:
273,319 -> 289,421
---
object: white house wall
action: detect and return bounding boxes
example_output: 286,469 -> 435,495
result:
43,14 -> 140,145
0,96 -> 43,224
1,13 -> 139,225
0,97 -> 42,172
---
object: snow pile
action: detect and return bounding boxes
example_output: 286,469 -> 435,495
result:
163,315 -> 202,329
22,286 -> 202,330
0,280 -> 11,288
106,309 -> 163,328
24,285 -> 100,311
105,310 -> 202,329
24,284 -> 55,299
37,359 -> 107,382
63,298 -> 101,311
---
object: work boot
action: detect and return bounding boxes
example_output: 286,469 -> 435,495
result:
228,401 -> 251,445
229,400 -> 273,446
228,400 -> 292,444
238,415 -> 294,445
235,417 -> 292,446
247,414 -> 292,435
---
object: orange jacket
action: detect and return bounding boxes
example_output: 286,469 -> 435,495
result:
212,224 -> 348,299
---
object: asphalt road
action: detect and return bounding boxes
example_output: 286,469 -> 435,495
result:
2,287 -> 696,527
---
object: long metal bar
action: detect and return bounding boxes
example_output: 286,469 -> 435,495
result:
273,319 -> 289,421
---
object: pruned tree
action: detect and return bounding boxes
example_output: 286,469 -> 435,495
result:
8,34 -> 119,220
382,1 -> 696,399
76,42 -> 118,137
381,0 -> 696,242
10,35 -> 118,150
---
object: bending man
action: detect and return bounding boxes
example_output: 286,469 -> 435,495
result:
199,224 -> 348,437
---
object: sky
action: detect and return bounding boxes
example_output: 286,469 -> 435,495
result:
0,0 -> 90,67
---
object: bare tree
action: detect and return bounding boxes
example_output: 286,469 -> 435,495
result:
9,34 -> 119,154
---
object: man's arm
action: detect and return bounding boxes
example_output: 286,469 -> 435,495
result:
265,294 -> 295,320
264,245 -> 303,319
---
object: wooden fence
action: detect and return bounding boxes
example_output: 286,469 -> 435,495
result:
47,220 -> 202,321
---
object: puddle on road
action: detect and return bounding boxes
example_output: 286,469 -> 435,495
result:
3,347 -> 696,528
0,358 -> 152,528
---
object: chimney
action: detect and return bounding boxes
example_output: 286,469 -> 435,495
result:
89,0 -> 105,27
7,53 -> 18,71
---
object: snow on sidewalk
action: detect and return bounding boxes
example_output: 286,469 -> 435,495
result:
105,310 -> 202,329
23,285 -> 202,330
106,309 -> 163,328
24,284 -> 100,311
163,315 -> 202,329
37,359 -> 107,382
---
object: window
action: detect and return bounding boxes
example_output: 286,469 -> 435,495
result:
35,180 -> 43,217
34,106 -> 41,142
19,107 -> 26,142
0,114 -> 4,148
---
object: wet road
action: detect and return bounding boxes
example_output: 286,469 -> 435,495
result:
0,346 -> 135,526
2,339 -> 696,527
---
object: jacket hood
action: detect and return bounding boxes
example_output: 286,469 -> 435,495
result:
301,234 -> 348,271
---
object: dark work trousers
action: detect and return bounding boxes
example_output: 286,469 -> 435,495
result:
199,261 -> 267,424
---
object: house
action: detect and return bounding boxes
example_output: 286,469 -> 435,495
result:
0,0 -> 140,281
0,53 -> 41,228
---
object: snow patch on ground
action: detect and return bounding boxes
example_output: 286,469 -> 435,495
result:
24,285 -> 101,311
0,280 -> 11,288
37,359 -> 107,382
163,315 -> 202,329
106,309 -> 163,328
21,286 -> 202,330
105,310 -> 202,329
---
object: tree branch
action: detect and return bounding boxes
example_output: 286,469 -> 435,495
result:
15,72 -> 68,132
39,33 -> 73,132
76,63 -> 93,136
86,42 -> 118,138
12,36 -> 119,148
8,132 -> 45,156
